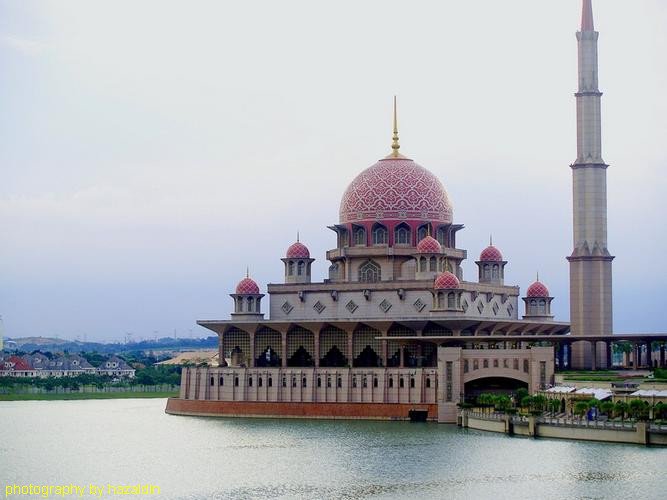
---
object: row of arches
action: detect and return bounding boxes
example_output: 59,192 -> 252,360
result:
339,223 -> 454,248
222,325 -> 447,369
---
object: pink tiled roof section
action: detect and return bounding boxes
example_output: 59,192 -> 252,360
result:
434,272 -> 460,290
479,245 -> 503,261
286,241 -> 310,259
417,236 -> 442,254
236,277 -> 260,295
527,281 -> 550,298
339,158 -> 453,224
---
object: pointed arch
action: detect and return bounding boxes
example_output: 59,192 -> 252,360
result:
359,260 -> 381,282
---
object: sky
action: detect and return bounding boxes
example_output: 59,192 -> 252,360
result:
0,0 -> 665,342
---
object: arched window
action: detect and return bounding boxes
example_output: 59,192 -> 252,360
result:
419,257 -> 427,272
247,297 -> 254,311
538,299 -> 547,315
297,261 -> 305,276
437,226 -> 447,246
354,227 -> 366,246
359,260 -> 381,282
492,264 -> 499,279
237,298 -> 244,312
447,292 -> 456,309
484,264 -> 491,279
372,225 -> 387,245
395,225 -> 410,245
418,225 -> 429,242
288,261 -> 294,275
429,256 -> 437,272
483,359 -> 489,368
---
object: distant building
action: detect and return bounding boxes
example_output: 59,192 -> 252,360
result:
0,355 -> 35,377
96,356 -> 135,378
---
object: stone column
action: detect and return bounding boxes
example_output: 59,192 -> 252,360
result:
566,343 -> 572,370
606,341 -> 613,368
249,333 -> 255,368
399,344 -> 405,368
381,339 -> 388,368
281,330 -> 288,368
633,342 -> 641,368
218,334 -> 227,367
314,329 -> 320,368
347,330 -> 354,368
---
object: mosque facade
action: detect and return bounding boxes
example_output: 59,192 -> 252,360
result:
166,1 -> 620,422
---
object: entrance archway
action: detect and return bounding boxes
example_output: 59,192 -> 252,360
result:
464,376 -> 528,403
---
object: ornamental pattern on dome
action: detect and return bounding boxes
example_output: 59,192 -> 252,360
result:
236,277 -> 260,295
526,281 -> 549,298
339,158 -> 453,224
434,272 -> 460,290
479,245 -> 503,261
286,241 -> 310,259
417,236 -> 442,254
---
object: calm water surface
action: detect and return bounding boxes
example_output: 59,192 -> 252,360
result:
1,399 -> 665,499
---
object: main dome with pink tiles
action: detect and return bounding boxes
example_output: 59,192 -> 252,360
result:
339,157 -> 453,224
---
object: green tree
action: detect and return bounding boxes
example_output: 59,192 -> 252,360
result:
493,395 -> 512,413
614,400 -> 628,420
521,395 -> 533,410
515,387 -> 529,403
587,398 -> 600,409
600,401 -> 615,416
629,399 -> 649,420
574,401 -> 589,418
532,394 -> 547,412
548,399 -> 561,415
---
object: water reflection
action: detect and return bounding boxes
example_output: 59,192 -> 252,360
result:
1,399 -> 665,500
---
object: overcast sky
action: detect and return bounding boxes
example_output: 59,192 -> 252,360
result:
1,0 -> 665,342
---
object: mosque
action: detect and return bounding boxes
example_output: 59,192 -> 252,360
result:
166,1 -> 664,422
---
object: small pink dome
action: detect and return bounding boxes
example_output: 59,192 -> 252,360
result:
434,271 -> 460,290
236,277 -> 260,295
526,281 -> 549,298
286,241 -> 310,259
417,235 -> 442,254
480,245 -> 503,261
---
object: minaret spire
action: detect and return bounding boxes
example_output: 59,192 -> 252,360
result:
391,95 -> 400,157
569,0 -> 614,370
581,0 -> 594,32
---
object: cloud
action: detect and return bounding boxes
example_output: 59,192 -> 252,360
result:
0,34 -> 47,55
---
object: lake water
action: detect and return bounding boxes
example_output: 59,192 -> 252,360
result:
1,399 -> 665,499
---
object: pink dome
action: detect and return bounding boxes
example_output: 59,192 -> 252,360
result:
339,157 -> 453,224
434,271 -> 460,290
479,245 -> 503,261
417,236 -> 442,254
526,281 -> 549,298
286,241 -> 310,259
236,277 -> 260,295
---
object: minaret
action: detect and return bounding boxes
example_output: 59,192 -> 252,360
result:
568,0 -> 614,369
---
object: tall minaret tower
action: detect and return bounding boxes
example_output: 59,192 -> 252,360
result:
568,0 -> 614,369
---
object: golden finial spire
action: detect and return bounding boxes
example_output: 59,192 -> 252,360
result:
297,230 -> 300,243
246,266 -> 250,278
390,95 -> 403,158
489,234 -> 493,246
536,271 -> 540,282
